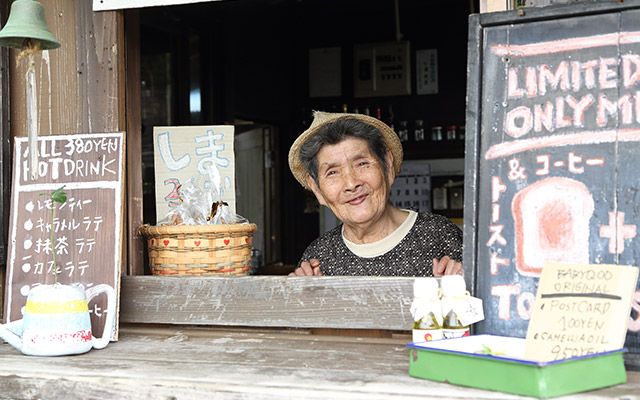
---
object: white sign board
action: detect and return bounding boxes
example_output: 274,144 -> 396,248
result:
93,0 -> 222,11
153,125 -> 236,223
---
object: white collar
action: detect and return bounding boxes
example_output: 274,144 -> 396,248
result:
342,210 -> 417,258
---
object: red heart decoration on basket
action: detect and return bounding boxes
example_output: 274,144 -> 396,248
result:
163,240 -> 170,246
194,240 -> 201,247
224,239 -> 230,245
245,238 -> 248,243
151,239 -> 155,245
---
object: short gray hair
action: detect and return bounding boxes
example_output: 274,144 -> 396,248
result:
299,117 -> 389,186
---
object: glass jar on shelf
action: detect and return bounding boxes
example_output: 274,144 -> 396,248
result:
414,120 -> 425,142
398,120 -> 409,142
431,126 -> 443,141
446,125 -> 457,140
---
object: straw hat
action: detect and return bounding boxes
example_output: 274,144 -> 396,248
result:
288,111 -> 403,190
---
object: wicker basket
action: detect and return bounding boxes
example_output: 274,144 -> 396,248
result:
139,223 -> 257,276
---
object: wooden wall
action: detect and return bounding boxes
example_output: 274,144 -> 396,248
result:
2,0 -> 126,304
9,1 -> 124,137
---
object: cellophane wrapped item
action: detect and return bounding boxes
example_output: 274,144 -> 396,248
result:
158,165 -> 248,226
140,165 -> 255,276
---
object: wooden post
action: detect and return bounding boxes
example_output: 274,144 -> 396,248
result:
125,9 -> 144,276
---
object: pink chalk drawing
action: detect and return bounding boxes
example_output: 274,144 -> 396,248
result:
490,31 -> 640,57
599,211 -> 637,254
512,177 -> 594,277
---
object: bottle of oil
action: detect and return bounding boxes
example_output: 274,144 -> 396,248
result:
410,277 -> 443,342
441,275 -> 470,338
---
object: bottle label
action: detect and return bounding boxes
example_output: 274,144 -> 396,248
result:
442,296 -> 485,327
443,327 -> 470,339
457,296 -> 485,326
412,329 -> 444,343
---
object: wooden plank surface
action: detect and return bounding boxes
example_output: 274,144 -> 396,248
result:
124,8 -> 145,276
120,275 -> 416,330
9,3 -> 123,138
4,1 -> 126,316
0,325 -> 638,400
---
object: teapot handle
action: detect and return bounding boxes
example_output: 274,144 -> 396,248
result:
85,284 -> 116,350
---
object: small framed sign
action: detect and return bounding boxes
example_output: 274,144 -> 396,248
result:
525,262 -> 639,362
153,125 -> 235,223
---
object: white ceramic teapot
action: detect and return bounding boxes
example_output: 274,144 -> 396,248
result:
0,283 -> 116,356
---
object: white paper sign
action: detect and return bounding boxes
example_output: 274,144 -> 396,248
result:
93,0 -> 217,11
153,125 -> 235,223
525,263 -> 639,362
416,49 -> 438,95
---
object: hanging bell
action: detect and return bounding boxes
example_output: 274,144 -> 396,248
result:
0,0 -> 60,50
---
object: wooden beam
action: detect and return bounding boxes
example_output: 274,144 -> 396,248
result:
124,9 -> 145,276
120,275 -> 415,330
0,0 -> 9,320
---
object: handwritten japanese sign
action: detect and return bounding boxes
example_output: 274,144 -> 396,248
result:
524,263 -> 638,362
153,125 -> 235,223
3,133 -> 124,341
465,5 -> 640,354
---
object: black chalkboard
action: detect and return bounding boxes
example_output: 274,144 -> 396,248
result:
464,1 -> 640,361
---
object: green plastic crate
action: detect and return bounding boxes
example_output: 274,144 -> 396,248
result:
407,335 -> 626,398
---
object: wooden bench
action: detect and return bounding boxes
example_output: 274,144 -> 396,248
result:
1,275 -> 639,399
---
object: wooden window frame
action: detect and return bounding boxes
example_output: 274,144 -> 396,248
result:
120,9 -> 418,332
125,8 -> 145,276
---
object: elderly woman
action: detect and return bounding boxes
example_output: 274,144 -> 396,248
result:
288,111 -> 463,276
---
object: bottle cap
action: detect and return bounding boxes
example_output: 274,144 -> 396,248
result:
413,277 -> 439,297
441,275 -> 466,296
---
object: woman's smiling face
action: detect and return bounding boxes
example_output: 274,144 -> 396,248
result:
306,137 -> 393,228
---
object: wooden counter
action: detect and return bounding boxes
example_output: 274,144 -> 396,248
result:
1,324 -> 639,400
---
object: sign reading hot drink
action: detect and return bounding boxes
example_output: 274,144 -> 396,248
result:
3,132 -> 124,341
466,5 -> 640,354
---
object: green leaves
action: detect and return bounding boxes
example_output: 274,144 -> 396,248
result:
50,186 -> 67,204
481,344 -> 505,356
40,185 -> 67,205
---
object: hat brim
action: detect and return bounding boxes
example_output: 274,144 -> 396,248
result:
288,111 -> 404,190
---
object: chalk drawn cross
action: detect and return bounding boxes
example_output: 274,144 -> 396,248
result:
599,211 -> 637,254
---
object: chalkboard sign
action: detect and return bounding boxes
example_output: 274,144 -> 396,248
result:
3,133 -> 124,341
464,2 -> 640,357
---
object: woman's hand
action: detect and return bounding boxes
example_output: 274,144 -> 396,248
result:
289,258 -> 323,276
432,256 -> 463,277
